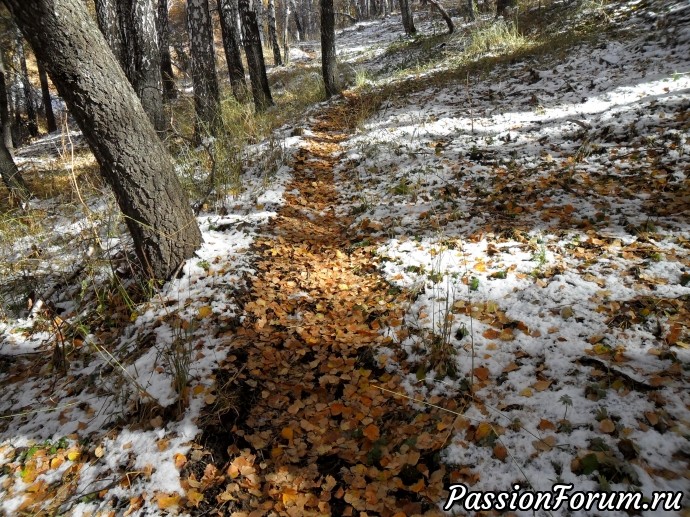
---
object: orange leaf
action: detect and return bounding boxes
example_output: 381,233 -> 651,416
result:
473,366 -> 490,381
533,380 -> 552,392
600,419 -> 616,434
280,427 -> 294,441
474,422 -> 493,441
493,444 -> 508,461
363,424 -> 380,441
482,329 -> 500,340
156,493 -> 181,510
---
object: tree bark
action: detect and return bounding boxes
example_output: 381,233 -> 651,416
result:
94,0 -> 126,65
467,0 -> 475,20
187,0 -> 221,137
267,0 -> 282,66
290,0 -> 304,41
158,0 -> 178,99
37,62 -> 57,133
218,0 -> 247,100
0,51 -> 14,150
15,29 -> 39,137
120,0 -> 166,132
0,136 -> 31,205
239,0 -> 274,112
282,0 -> 290,64
398,0 -> 416,34
425,0 -> 453,33
4,0 -> 202,281
320,0 -> 340,98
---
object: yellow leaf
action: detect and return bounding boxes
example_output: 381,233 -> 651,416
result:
197,306 -> 213,319
67,450 -> 81,462
281,427 -> 294,441
600,419 -> 616,434
94,446 -> 105,458
186,489 -> 204,507
174,453 -> 187,470
50,457 -> 64,469
156,493 -> 181,510
519,387 -> 533,397
193,385 -> 205,395
475,422 -> 493,441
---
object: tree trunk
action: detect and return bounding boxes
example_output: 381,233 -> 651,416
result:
15,30 -> 39,137
119,0 -> 166,132
290,0 -> 304,41
267,0 -> 282,66
398,0 -> 416,34
218,0 -> 247,100
0,136 -> 31,205
282,0 -> 290,64
320,0 -> 339,98
0,51 -> 14,150
158,0 -> 178,99
37,62 -> 57,133
253,0 -> 266,42
467,0 -> 475,20
426,0 -> 453,33
94,0 -> 126,65
239,0 -> 274,112
4,0 -> 202,281
187,0 -> 221,136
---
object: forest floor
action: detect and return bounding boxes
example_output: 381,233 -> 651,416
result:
0,0 -> 689,516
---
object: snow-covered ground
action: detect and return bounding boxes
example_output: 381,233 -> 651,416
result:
335,0 -> 690,513
0,0 -> 688,514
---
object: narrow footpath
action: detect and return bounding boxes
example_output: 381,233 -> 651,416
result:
190,95 -> 458,516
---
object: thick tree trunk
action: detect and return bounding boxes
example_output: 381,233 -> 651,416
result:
267,0 -> 282,66
426,0 -> 453,33
15,30 -> 39,137
0,137 -> 31,205
0,52 -> 13,150
4,0 -> 202,281
158,0 -> 178,99
218,0 -> 247,100
95,0 -> 126,65
187,0 -> 221,136
37,62 -> 57,133
320,0 -> 340,98
398,0 -> 416,34
239,0 -> 274,112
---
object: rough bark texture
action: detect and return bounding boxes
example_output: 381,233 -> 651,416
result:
267,0 -> 283,66
320,0 -> 340,98
467,0 -> 475,20
218,0 -> 247,100
290,0 -> 304,41
398,0 -> 416,35
158,0 -> 178,99
426,0 -> 453,33
95,0 -> 125,65
239,0 -> 274,112
121,0 -> 166,131
187,0 -> 221,135
0,135 -> 31,205
0,52 -> 13,150
282,0 -> 290,64
15,30 -> 39,137
37,62 -> 57,133
3,0 -> 202,281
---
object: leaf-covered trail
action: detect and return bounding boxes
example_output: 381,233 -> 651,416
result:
190,96 -> 453,516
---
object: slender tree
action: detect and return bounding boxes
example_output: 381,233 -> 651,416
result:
37,62 -> 57,133
267,0 -> 282,66
187,0 -> 221,136
239,0 -> 273,111
398,0 -> 415,35
3,0 -> 202,281
0,51 -> 13,150
0,135 -> 31,205
119,0 -> 166,132
218,0 -> 247,100
467,0 -> 475,20
15,29 -> 38,137
158,0 -> 177,99
282,0 -> 290,64
94,0 -> 125,64
320,0 -> 339,97
425,0 -> 453,33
